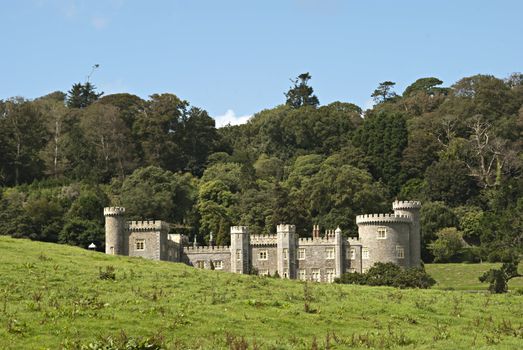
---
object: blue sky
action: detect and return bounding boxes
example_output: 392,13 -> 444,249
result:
1,0 -> 522,126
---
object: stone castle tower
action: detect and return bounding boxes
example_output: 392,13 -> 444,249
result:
103,207 -> 127,255
356,200 -> 421,271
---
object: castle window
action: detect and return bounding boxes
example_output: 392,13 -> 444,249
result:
283,248 -> 288,260
325,247 -> 335,259
214,260 -> 223,269
258,250 -> 268,260
283,268 -> 288,278
396,246 -> 405,259
377,227 -> 387,239
311,268 -> 321,282
236,249 -> 241,260
362,248 -> 370,260
298,248 -> 306,260
349,247 -> 356,260
135,239 -> 145,251
325,268 -> 335,283
298,269 -> 306,281
196,260 -> 205,269
259,269 -> 269,276
110,246 -> 114,255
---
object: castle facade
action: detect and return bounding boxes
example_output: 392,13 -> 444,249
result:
104,201 -> 421,282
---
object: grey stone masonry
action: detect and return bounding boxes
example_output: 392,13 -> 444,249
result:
103,200 -> 421,282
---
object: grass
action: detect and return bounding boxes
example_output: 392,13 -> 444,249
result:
426,263 -> 523,291
0,236 -> 522,349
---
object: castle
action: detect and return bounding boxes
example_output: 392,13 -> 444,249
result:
104,200 -> 421,282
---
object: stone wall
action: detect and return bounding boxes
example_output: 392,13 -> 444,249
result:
251,246 -> 278,275
182,246 -> 231,271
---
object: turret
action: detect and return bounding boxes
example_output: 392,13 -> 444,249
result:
104,207 -> 127,255
334,226 -> 343,278
356,212 -> 412,271
230,226 -> 249,274
392,200 -> 422,267
277,224 -> 296,279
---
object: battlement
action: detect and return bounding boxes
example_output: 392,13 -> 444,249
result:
183,246 -> 230,254
392,200 -> 422,210
347,237 -> 362,245
128,220 -> 169,232
104,207 -> 125,216
356,213 -> 412,225
230,226 -> 249,234
276,224 -> 296,233
298,237 -> 336,245
250,234 -> 277,245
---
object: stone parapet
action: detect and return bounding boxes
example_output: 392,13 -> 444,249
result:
356,213 -> 412,225
250,234 -> 277,246
231,226 -> 249,234
392,200 -> 422,210
298,237 -> 336,245
347,237 -> 362,245
276,224 -> 296,233
183,246 -> 230,253
104,207 -> 125,216
128,220 -> 169,232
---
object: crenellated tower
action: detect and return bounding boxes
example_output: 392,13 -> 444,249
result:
392,200 -> 422,267
230,226 -> 250,274
104,207 -> 127,255
277,224 -> 296,279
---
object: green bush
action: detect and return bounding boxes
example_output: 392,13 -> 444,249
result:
335,262 -> 436,289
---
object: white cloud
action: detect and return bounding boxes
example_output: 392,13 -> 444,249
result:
363,98 -> 375,111
213,109 -> 252,128
91,16 -> 108,30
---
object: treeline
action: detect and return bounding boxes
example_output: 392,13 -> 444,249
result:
0,73 -> 522,263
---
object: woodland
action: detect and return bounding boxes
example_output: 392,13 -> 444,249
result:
0,72 -> 522,263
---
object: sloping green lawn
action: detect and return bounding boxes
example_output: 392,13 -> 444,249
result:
426,263 -> 523,291
0,236 -> 522,349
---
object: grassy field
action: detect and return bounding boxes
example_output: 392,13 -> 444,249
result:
426,263 -> 523,291
0,236 -> 522,349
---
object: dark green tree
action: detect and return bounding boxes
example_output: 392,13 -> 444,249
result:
66,82 -> 104,108
371,81 -> 397,104
284,72 -> 319,108
352,110 -> 408,195
479,258 -> 522,293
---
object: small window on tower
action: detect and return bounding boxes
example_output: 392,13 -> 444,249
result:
396,246 -> 405,259
325,247 -> 335,259
362,247 -> 370,259
196,260 -> 205,269
136,239 -> 145,251
283,248 -> 288,260
377,227 -> 387,239
298,269 -> 306,281
311,268 -> 321,282
325,268 -> 335,283
214,260 -> 223,269
349,247 -> 356,260
236,249 -> 242,261
259,250 -> 268,260
298,248 -> 306,260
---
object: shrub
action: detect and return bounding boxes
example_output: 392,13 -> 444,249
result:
335,262 -> 436,289
479,258 -> 521,294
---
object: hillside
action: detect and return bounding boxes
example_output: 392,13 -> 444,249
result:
0,236 -> 522,349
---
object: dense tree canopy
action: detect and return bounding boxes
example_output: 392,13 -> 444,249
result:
1,73 -> 522,262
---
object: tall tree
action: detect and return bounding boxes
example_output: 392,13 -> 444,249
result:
66,82 -> 103,109
284,72 -> 319,108
0,98 -> 48,185
371,81 -> 397,104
